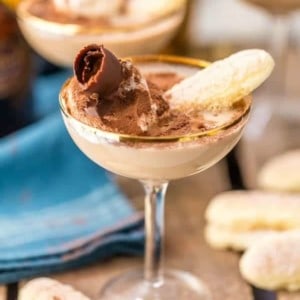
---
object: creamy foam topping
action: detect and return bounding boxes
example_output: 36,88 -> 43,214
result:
63,60 -> 250,143
53,0 -> 123,18
27,0 -> 184,27
60,45 -> 276,142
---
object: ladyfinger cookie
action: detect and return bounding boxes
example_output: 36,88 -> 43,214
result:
258,150 -> 300,192
166,49 -> 274,110
240,232 -> 300,291
19,278 -> 90,300
205,223 -> 282,251
205,191 -> 300,231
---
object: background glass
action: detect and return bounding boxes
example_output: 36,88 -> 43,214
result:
17,0 -> 186,67
238,0 -> 300,188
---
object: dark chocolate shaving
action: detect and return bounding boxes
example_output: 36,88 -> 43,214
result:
74,44 -> 123,96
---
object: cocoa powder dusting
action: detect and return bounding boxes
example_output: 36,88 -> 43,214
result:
64,64 -> 247,137
146,73 -> 183,92
65,68 -> 194,136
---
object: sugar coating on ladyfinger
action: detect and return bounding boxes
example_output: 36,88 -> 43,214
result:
240,232 -> 300,291
205,190 -> 300,231
19,278 -> 90,300
204,223 -> 284,251
166,49 -> 274,109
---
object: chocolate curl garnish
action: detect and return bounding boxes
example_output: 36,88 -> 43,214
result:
74,44 -> 123,96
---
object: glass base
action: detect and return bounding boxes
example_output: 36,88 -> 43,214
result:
97,268 -> 212,300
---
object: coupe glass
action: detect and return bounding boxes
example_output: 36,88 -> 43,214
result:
59,55 -> 251,300
242,0 -> 300,98
16,0 -> 186,67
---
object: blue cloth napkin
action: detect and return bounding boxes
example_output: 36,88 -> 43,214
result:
0,71 -> 144,283
32,70 -> 72,119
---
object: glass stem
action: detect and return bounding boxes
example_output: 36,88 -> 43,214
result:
270,14 -> 291,99
271,14 -> 290,62
141,180 -> 168,283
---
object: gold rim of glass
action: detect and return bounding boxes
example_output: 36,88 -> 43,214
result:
17,0 -> 186,35
59,54 -> 251,143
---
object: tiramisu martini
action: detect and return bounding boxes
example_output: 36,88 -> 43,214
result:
17,0 -> 185,66
60,46 -> 274,300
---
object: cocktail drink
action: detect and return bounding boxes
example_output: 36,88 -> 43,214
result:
17,0 -> 186,67
59,45 -> 274,299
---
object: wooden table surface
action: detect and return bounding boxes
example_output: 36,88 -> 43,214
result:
1,161 -> 299,300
